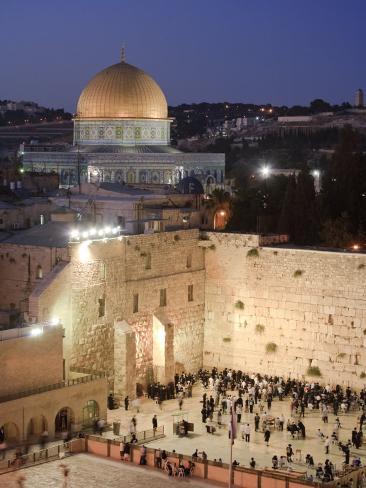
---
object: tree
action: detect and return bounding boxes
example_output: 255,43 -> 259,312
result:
320,213 -> 353,248
310,99 -> 331,113
277,174 -> 297,237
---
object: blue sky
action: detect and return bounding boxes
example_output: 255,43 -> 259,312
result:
1,0 -> 365,111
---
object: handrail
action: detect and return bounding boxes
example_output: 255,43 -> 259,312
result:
0,373 -> 106,404
0,438 -> 81,474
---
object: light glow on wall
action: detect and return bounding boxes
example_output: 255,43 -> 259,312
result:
30,327 -> 43,337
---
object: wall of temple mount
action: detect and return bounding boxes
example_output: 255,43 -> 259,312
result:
27,229 -> 366,395
202,232 -> 366,387
31,229 -> 205,392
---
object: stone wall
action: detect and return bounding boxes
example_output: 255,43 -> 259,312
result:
65,229 -> 205,389
0,243 -> 68,312
203,233 -> 366,387
1,326 -> 64,396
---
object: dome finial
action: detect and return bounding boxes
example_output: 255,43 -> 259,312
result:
120,43 -> 126,63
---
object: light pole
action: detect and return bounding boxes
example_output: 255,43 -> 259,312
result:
257,166 -> 271,234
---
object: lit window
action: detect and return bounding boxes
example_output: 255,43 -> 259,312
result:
133,294 -> 139,313
160,288 -> 167,307
188,284 -> 194,302
36,265 -> 43,279
98,297 -> 105,318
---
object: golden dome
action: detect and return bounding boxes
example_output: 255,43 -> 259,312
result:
76,61 -> 168,119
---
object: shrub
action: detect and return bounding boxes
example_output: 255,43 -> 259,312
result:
358,263 -> 365,270
223,337 -> 231,343
293,269 -> 304,278
273,251 -> 278,255
235,300 -> 244,310
247,248 -> 259,258
174,235 -> 180,241
360,372 -> 366,379
140,252 -> 147,257
307,366 -> 322,377
209,244 -> 216,250
266,342 -> 277,353
337,352 -> 346,359
255,324 -> 265,334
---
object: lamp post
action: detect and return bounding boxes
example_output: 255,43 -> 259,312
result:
257,166 -> 271,234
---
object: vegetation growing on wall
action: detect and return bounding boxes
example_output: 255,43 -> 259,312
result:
307,366 -> 322,377
266,342 -> 277,353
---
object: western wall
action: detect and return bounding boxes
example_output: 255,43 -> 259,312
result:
28,229 -> 366,395
203,232 -> 366,387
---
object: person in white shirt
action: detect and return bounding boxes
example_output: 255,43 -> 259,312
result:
244,423 -> 251,442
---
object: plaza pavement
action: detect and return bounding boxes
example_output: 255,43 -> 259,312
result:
108,384 -> 366,471
0,453 -> 220,487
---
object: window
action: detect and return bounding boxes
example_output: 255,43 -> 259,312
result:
160,288 -> 167,307
133,294 -> 139,313
117,216 -> 125,228
36,265 -> 43,279
98,297 -> 105,318
186,253 -> 192,268
145,252 -> 151,270
188,284 -> 194,302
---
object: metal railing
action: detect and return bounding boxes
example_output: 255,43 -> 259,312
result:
0,439 -> 78,474
88,425 -> 165,445
0,373 -> 106,404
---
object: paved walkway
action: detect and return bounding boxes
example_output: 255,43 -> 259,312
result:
108,384 -> 366,470
0,453 -> 220,487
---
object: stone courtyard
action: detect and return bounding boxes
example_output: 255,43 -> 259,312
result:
0,453 -> 216,487
108,384 -> 366,471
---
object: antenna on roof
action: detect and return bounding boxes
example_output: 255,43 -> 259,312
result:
120,43 -> 126,63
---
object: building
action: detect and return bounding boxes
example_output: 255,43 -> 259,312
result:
22,53 -> 225,192
0,322 -> 107,444
355,88 -> 364,108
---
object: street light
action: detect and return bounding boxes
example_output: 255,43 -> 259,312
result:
312,170 -> 320,178
260,166 -> 271,178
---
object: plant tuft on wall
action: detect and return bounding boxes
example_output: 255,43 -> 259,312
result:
293,269 -> 304,278
307,366 -> 322,377
266,342 -> 277,353
255,324 -> 265,334
247,248 -> 259,258
235,300 -> 244,310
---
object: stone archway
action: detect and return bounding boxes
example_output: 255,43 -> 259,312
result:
3,422 -> 20,444
27,414 -> 48,441
55,407 -> 75,436
82,400 -> 100,428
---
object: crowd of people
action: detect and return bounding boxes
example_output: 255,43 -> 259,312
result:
196,367 -> 366,480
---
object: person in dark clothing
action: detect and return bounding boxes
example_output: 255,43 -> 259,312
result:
352,428 -> 358,447
124,396 -> 129,411
264,428 -> 271,446
254,413 -> 260,431
152,415 -> 158,435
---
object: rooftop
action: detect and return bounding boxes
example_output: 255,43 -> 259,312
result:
1,221 -> 70,248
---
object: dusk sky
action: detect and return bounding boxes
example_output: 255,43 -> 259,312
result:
1,0 -> 365,112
